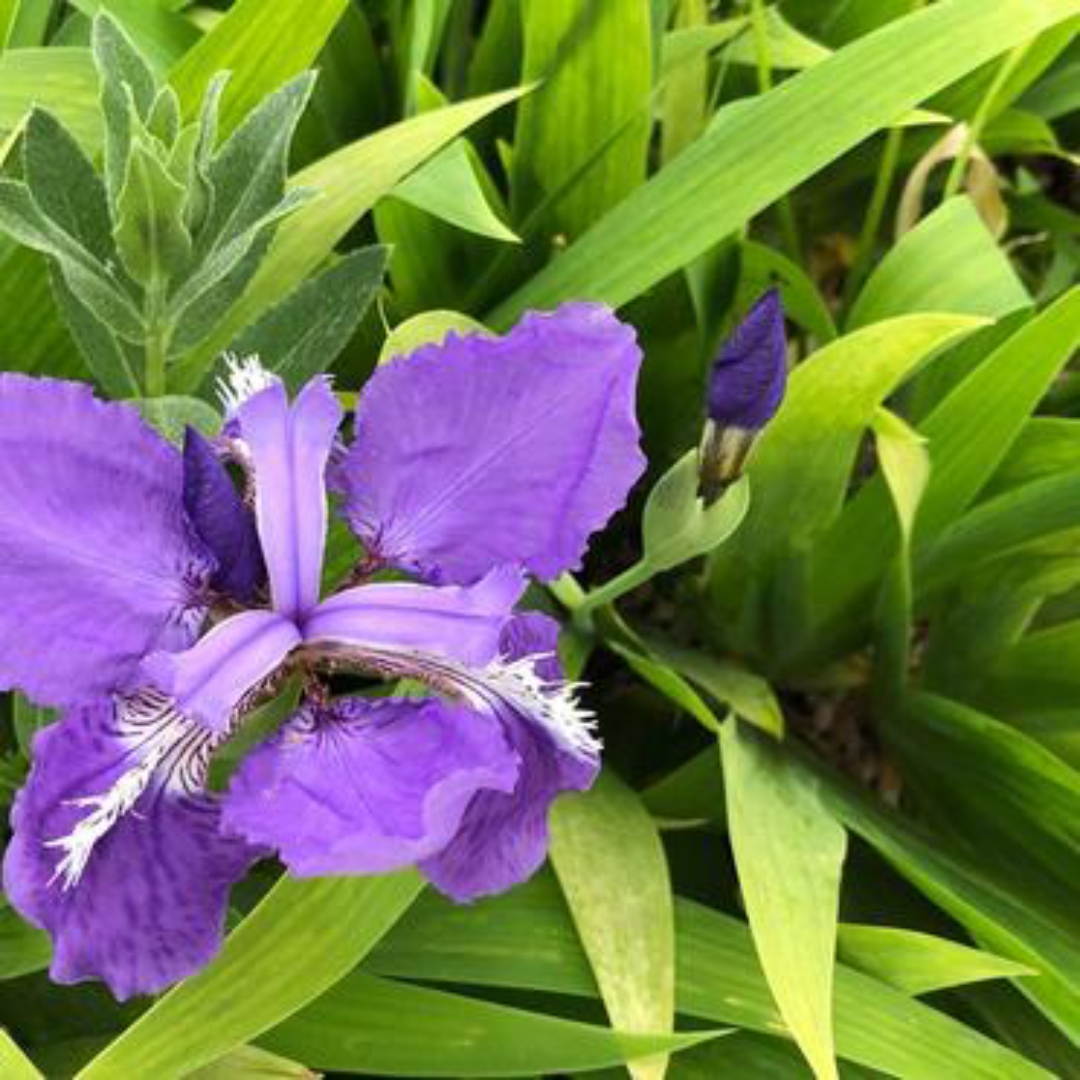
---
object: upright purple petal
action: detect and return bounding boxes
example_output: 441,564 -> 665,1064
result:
139,610 -> 301,733
0,375 -> 212,707
237,377 -> 342,619
338,303 -> 645,584
221,697 -> 519,877
707,288 -> 787,430
183,427 -> 264,603
2,702 -> 261,1000
421,613 -> 599,902
301,566 -> 524,669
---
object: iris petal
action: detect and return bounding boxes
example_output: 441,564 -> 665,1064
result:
421,613 -> 598,902
237,376 -> 342,619
1,701 -> 262,1000
301,566 -> 524,669
337,303 -> 645,584
140,609 -> 301,733
221,697 -> 519,877
0,375 -> 212,706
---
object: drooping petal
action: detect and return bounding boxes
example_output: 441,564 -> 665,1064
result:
221,697 -> 519,877
0,375 -> 213,707
706,288 -> 787,430
301,566 -> 524,669
139,610 -> 301,733
337,303 -> 645,584
2,701 -> 262,1000
182,427 -> 264,603
420,613 -> 598,902
237,376 -> 342,619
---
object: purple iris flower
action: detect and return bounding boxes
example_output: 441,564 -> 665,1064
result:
699,288 -> 787,502
0,303 -> 644,1000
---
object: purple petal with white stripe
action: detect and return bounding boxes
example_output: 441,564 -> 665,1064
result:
420,613 -> 598,901
221,697 -> 519,877
1,701 -> 262,1000
0,375 -> 212,706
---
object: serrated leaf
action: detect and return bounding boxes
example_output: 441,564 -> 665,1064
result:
721,721 -> 847,1080
22,108 -> 113,262
92,13 -> 157,208
230,245 -> 388,392
49,265 -> 143,396
132,394 -> 220,445
642,451 -> 750,573
199,73 -> 315,255
114,137 -> 193,286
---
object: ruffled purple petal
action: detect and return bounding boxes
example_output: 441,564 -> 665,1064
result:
338,303 -> 645,584
221,697 -> 519,877
706,288 -> 787,430
237,377 -> 342,619
139,610 -> 301,733
420,613 -> 599,902
0,375 -> 212,707
301,566 -> 524,669
1,701 -> 261,1000
182,427 -> 264,603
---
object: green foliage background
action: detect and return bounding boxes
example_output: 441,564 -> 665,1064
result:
0,1 -> 1078,1077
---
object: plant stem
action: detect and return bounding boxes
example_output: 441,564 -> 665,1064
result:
575,559 -> 655,621
842,124 -> 904,309
942,41 -> 1027,201
750,0 -> 801,261
143,282 -> 170,397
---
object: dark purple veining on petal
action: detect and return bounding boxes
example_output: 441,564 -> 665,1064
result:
706,288 -> 787,430
221,697 -> 519,877
2,701 -> 262,1000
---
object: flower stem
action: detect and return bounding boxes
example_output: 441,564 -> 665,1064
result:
575,559 -> 655,621
942,42 -> 1027,201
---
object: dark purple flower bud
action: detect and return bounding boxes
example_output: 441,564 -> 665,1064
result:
707,287 -> 787,429
700,288 -> 787,503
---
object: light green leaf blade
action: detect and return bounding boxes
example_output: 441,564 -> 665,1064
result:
394,140 -> 519,242
171,86 -> 529,392
71,0 -> 200,71
0,1031 -> 42,1080
0,48 -> 99,151
367,872 -> 1050,1078
378,309 -> 489,365
550,772 -> 676,1080
0,901 -> 51,980
490,0 -> 1078,325
837,924 -> 1035,996
721,722 -> 847,1080
847,196 -> 1031,329
512,0 -> 652,240
261,971 -> 718,1077
77,872 -> 423,1079
167,0 -> 347,137
803,288 -> 1080,672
